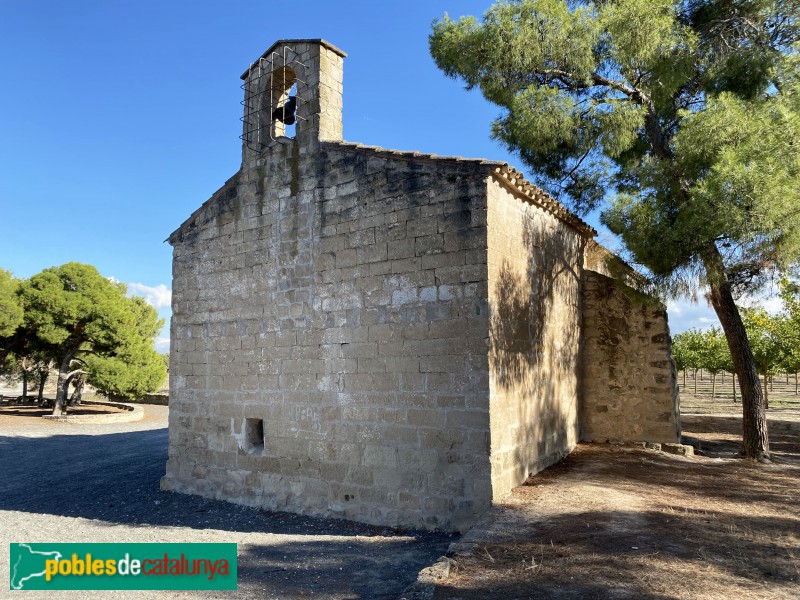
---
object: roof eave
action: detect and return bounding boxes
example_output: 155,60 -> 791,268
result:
490,167 -> 596,238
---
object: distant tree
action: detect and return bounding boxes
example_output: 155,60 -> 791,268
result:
672,334 -> 689,389
34,356 -> 55,404
0,269 -> 24,366
780,347 -> 800,396
720,339 -> 738,402
0,318 -> 56,403
772,281 -> 800,394
672,329 -> 705,394
8,332 -> 62,403
742,308 -> 790,409
20,263 -> 164,415
697,326 -> 732,399
6,354 -> 38,399
430,0 -> 800,459
775,345 -> 800,394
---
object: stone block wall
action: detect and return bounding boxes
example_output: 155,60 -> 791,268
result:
163,138 -> 498,531
486,177 -> 584,498
580,270 -> 680,443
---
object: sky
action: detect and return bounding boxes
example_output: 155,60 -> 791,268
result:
0,0 -> 747,351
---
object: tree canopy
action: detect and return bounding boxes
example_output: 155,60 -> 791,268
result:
14,262 -> 166,414
0,269 -> 23,339
778,278 -> 800,380
85,296 -> 167,400
431,0 -> 800,284
742,303 -> 797,405
673,326 -> 734,395
672,329 -> 705,373
430,0 -> 800,459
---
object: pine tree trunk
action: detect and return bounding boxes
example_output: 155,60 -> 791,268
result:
733,373 -> 737,403
763,372 -> 769,410
694,370 -> 698,395
683,370 -> 686,388
68,378 -> 84,406
37,371 -> 47,403
712,372 -> 716,399
53,350 -> 75,416
795,372 -> 798,396
703,247 -> 769,459
22,372 -> 28,399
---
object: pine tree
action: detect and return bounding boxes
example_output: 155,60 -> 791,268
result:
430,0 -> 800,459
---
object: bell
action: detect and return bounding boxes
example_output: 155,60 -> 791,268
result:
272,96 -> 297,125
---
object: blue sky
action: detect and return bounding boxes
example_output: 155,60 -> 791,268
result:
0,0 -> 726,349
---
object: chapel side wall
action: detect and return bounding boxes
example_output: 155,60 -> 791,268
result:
164,141 -> 494,531
580,270 -> 681,443
486,177 -> 583,500
315,147 -> 494,530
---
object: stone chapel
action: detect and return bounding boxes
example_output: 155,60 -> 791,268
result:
162,39 -> 680,532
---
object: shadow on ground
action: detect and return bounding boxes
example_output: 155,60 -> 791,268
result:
681,415 -> 800,465
434,503 -> 798,600
0,427 -> 454,599
430,416 -> 800,600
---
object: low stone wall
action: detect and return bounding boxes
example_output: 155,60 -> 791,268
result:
104,393 -> 169,406
135,393 -> 169,406
580,270 -> 680,444
41,400 -> 144,424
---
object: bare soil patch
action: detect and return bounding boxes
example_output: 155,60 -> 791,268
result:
0,400 -> 128,424
433,397 -> 800,599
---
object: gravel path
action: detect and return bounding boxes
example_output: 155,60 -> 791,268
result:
0,404 -> 453,599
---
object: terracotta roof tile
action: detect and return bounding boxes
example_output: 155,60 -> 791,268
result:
492,165 -> 596,237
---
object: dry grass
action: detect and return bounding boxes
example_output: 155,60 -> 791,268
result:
679,370 -> 800,413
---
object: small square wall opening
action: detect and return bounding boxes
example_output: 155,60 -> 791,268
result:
245,418 -> 265,455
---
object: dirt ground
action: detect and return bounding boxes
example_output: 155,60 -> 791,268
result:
3,385 -> 799,599
0,401 -> 129,420
0,395 -> 172,426
432,391 -> 800,600
0,402 -> 453,599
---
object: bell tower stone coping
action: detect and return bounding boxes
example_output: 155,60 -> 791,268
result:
240,39 -> 347,80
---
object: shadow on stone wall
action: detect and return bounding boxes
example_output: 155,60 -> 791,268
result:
489,222 -> 577,389
488,217 -> 581,485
